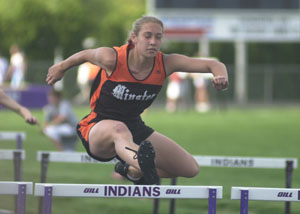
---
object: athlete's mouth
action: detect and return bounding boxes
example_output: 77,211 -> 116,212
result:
147,48 -> 157,52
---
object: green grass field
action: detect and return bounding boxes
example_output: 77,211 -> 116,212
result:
1,106 -> 300,214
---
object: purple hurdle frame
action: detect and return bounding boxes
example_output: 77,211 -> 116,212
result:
240,190 -> 249,214
17,184 -> 27,214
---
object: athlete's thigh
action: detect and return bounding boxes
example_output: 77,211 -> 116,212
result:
146,131 -> 199,177
88,119 -> 121,158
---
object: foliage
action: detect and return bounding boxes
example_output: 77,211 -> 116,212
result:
0,0 -> 145,59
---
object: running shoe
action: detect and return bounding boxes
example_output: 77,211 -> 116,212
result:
114,161 -> 145,185
137,140 -> 159,185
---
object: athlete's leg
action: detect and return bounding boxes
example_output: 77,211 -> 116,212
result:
146,131 -> 200,178
88,119 -> 141,173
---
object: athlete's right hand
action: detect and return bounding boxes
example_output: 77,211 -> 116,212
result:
46,63 -> 65,85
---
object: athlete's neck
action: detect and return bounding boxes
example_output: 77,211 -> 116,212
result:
128,48 -> 154,72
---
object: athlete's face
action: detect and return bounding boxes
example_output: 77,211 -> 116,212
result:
132,22 -> 163,57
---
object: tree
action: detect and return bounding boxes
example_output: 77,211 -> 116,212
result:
0,0 -> 145,59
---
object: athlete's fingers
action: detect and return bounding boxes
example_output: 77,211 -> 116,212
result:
211,77 -> 229,91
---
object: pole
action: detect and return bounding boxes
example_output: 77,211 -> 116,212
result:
39,153 -> 50,214
285,160 -> 294,214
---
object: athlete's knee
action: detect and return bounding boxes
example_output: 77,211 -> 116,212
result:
112,122 -> 131,138
113,122 -> 128,133
185,162 -> 200,178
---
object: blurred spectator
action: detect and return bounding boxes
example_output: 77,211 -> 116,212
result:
7,45 -> 27,89
165,72 -> 189,112
0,52 -> 9,85
75,62 -> 99,104
191,73 -> 212,113
43,89 -> 78,151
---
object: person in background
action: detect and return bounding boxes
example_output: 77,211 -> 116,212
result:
43,89 -> 78,151
0,51 -> 9,85
75,62 -> 99,104
191,73 -> 212,112
166,72 -> 190,112
0,88 -> 38,125
7,45 -> 26,89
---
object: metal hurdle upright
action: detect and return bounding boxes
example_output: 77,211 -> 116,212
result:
35,183 -> 222,214
0,131 -> 26,181
0,150 -> 26,214
0,132 -> 26,150
0,182 -> 33,214
231,187 -> 300,214
167,155 -> 298,214
0,132 -> 26,214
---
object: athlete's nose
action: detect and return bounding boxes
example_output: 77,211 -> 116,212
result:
149,36 -> 156,46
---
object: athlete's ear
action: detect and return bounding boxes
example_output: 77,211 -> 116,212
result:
131,32 -> 137,44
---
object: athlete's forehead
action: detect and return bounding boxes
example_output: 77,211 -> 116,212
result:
139,22 -> 163,35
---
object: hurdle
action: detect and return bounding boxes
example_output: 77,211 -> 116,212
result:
231,187 -> 300,214
37,152 -> 298,214
0,182 -> 33,214
168,155 -> 297,214
0,132 -> 26,149
36,151 -> 117,214
0,131 -> 26,181
34,183 -> 222,214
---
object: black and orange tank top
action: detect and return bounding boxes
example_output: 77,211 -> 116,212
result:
89,44 -> 166,120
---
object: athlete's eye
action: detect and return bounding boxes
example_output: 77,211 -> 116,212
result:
144,33 -> 152,39
156,34 -> 162,40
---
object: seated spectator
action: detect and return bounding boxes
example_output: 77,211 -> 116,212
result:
43,89 -> 78,151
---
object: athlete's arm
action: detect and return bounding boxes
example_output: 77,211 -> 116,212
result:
0,89 -> 39,125
164,54 -> 229,91
46,47 -> 116,85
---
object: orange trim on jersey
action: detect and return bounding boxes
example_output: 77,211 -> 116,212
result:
90,69 -> 108,111
77,111 -> 97,142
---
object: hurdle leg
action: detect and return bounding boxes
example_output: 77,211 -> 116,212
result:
240,190 -> 248,214
39,153 -> 50,214
169,178 -> 177,214
285,160 -> 293,214
43,186 -> 53,214
153,178 -> 161,214
208,188 -> 217,214
14,151 -> 22,214
13,151 -> 22,181
17,184 -> 27,214
16,134 -> 23,150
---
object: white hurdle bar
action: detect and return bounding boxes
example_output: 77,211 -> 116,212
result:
193,155 -> 298,169
0,132 -> 26,149
37,151 -> 117,164
0,182 -> 33,214
35,183 -> 222,214
231,187 -> 300,214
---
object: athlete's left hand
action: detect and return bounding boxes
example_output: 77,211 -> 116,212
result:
211,76 -> 229,91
